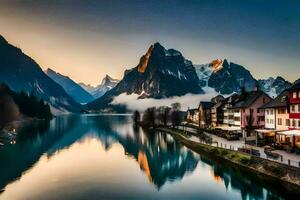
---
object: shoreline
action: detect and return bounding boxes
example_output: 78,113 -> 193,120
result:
157,127 -> 300,198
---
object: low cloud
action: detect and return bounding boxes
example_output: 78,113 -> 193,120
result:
111,87 -> 221,111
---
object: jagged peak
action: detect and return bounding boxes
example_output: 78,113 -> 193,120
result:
100,74 -> 119,86
0,35 -> 8,44
137,45 -> 154,73
45,68 -> 56,74
45,68 -> 71,80
209,59 -> 224,72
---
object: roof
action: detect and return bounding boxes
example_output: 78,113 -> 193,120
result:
287,80 -> 300,91
212,101 -> 223,109
260,90 -> 289,109
187,108 -> 198,115
231,91 -> 270,109
214,126 -> 241,131
277,130 -> 300,136
199,101 -> 214,109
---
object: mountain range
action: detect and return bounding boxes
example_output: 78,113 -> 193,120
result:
79,75 -> 119,99
0,35 -> 296,113
85,43 -> 292,111
45,68 -> 94,104
258,77 -> 291,98
0,35 -> 80,113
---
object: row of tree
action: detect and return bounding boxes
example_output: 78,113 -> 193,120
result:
133,103 -> 183,129
0,83 -> 53,129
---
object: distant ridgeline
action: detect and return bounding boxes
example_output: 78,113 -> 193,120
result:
0,83 -> 52,128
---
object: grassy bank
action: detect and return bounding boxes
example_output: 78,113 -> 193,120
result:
157,127 -> 300,196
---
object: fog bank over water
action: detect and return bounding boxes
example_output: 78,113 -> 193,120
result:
111,87 -> 221,111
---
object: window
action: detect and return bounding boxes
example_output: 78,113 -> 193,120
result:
234,117 -> 240,121
298,120 -> 300,127
286,119 -> 290,126
270,109 -> 273,115
267,110 -> 269,115
292,120 -> 296,127
291,105 -> 295,112
278,118 -> 282,125
257,108 -> 260,113
267,119 -> 269,123
298,104 -> 300,112
293,92 -> 297,98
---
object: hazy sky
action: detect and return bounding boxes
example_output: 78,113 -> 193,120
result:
0,0 -> 299,86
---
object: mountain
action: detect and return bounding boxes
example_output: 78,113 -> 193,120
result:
194,59 -> 258,94
94,75 -> 120,98
85,42 -> 203,111
0,35 -> 81,113
194,59 -> 224,88
79,75 -> 119,99
258,76 -> 291,98
78,83 -> 96,94
46,68 -> 94,104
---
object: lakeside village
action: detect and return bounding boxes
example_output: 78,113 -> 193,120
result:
133,81 -> 300,193
135,80 -> 300,184
183,81 -> 300,167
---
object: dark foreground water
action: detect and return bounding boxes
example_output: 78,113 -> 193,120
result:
0,115 -> 286,200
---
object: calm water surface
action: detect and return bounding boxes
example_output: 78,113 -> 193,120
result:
0,115 -> 286,200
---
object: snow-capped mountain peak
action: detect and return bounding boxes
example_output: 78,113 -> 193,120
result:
82,75 -> 120,99
258,76 -> 291,98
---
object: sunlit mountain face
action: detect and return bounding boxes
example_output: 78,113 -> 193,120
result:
0,115 -> 288,199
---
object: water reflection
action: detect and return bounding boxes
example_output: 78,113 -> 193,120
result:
0,115 -> 285,200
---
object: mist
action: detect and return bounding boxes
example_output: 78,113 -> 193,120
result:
111,87 -> 221,112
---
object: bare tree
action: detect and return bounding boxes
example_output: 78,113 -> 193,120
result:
158,106 -> 170,126
132,110 -> 141,125
171,110 -> 182,129
142,107 -> 157,128
171,102 -> 181,111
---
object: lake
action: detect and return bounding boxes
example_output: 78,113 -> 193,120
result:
0,115 -> 285,200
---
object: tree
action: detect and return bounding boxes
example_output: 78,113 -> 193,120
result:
132,110 -> 141,125
142,107 -> 157,128
171,102 -> 181,111
170,102 -> 182,128
171,110 -> 182,128
0,86 -> 20,129
157,106 -> 170,126
245,109 -> 255,137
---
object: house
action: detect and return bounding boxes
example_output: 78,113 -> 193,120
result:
210,95 -> 225,127
198,101 -> 214,127
223,94 -> 240,126
287,81 -> 300,130
227,90 -> 272,137
211,98 -> 225,127
260,90 -> 290,131
186,108 -> 198,124
253,91 -> 290,146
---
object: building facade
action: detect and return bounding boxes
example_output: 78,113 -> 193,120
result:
288,82 -> 300,130
198,101 -> 214,127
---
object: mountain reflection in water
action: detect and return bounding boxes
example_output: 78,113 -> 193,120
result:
0,115 -> 284,200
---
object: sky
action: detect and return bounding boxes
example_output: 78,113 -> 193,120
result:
0,0 -> 299,86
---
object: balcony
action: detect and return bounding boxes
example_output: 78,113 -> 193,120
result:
290,98 -> 300,104
289,113 -> 300,119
